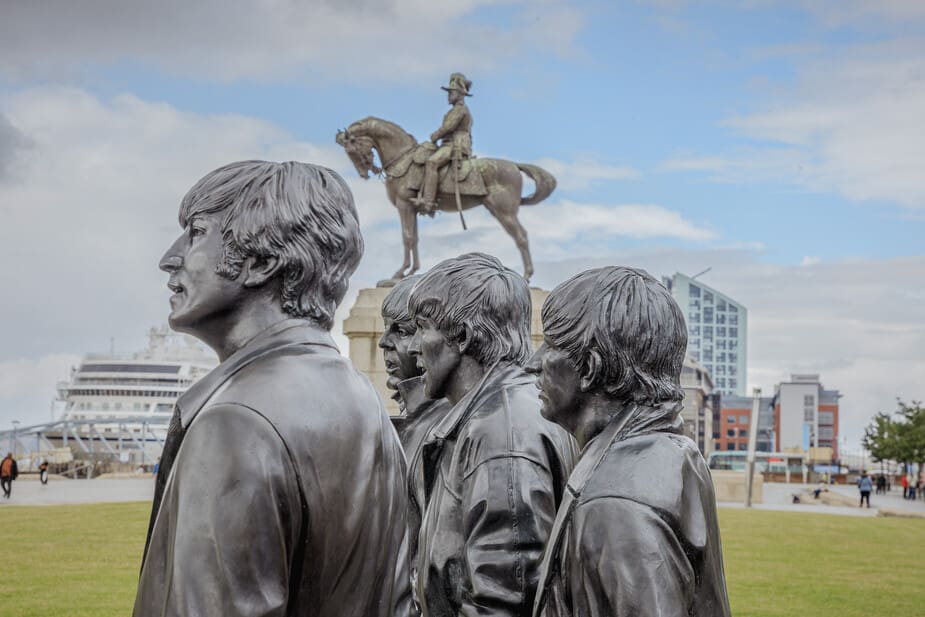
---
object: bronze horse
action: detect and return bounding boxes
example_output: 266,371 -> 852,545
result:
336,117 -> 555,280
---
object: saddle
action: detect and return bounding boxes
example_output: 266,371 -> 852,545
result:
390,143 -> 487,197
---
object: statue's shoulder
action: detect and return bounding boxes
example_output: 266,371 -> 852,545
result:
580,432 -> 708,515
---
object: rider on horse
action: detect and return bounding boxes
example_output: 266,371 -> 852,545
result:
411,73 -> 473,214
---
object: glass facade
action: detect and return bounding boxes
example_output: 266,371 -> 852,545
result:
671,273 -> 747,396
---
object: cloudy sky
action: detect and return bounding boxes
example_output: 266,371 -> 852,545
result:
1,0 -> 923,449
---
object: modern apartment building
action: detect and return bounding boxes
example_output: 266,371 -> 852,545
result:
774,374 -> 841,460
663,272 -> 747,396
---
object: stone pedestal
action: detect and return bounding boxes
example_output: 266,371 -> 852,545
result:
343,285 -> 550,416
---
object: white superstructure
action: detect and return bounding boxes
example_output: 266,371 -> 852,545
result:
56,326 -> 217,433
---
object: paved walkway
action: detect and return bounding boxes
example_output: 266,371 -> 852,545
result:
0,476 -> 154,507
718,482 -> 925,518
2,477 -> 924,518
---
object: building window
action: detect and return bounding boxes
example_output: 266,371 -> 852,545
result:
729,339 -> 738,350
728,353 -> 737,363
716,313 -> 726,325
703,307 -> 714,324
819,427 -> 834,440
726,443 -> 735,451
691,350 -> 701,361
717,300 -> 727,311
704,291 -> 713,303
717,377 -> 726,388
819,411 -> 834,425
689,325 -> 700,336
738,443 -> 748,451
717,339 -> 726,350
739,429 -> 748,438
703,350 -> 713,362
729,378 -> 737,390
689,285 -> 700,298
739,415 -> 749,424
689,312 -> 701,322
729,366 -> 738,376
727,429 -> 735,437
728,416 -> 736,424
716,326 -> 726,337
690,299 -> 701,310
804,395 -> 815,406
729,305 -> 737,313
729,314 -> 738,325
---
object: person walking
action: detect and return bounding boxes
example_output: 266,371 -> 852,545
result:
39,460 -> 49,485
857,471 -> 873,508
1,452 -> 18,499
901,473 -> 909,499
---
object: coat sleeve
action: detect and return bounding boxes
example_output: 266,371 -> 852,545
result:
139,403 -> 303,617
459,455 -> 559,617
432,106 -> 465,141
569,498 -> 695,617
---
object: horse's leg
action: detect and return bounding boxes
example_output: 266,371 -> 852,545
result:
485,192 -> 534,281
408,214 -> 421,276
394,200 -> 416,279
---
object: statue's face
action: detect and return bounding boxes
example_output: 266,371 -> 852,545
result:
408,317 -> 462,400
526,340 -> 584,432
378,317 -> 422,390
447,89 -> 461,104
159,212 -> 246,340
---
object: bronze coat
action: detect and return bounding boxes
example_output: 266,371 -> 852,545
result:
134,320 -> 407,617
533,403 -> 732,617
416,362 -> 577,617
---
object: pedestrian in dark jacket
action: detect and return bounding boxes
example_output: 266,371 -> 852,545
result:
39,460 -> 49,485
528,266 -> 731,617
1,452 -> 18,499
407,253 -> 577,617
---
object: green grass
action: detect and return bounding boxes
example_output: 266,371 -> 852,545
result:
1,503 -> 923,616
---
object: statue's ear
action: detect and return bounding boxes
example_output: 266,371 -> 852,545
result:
457,323 -> 473,356
580,350 -> 603,393
242,255 -> 282,288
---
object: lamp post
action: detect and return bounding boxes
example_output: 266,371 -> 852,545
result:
10,420 -> 20,457
745,388 -> 761,508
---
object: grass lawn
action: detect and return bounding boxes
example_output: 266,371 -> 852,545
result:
1,503 -> 923,616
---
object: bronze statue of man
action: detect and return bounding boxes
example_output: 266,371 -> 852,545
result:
407,252 -> 576,616
528,267 -> 731,617
135,161 -> 408,617
411,72 -> 473,214
379,275 -> 453,617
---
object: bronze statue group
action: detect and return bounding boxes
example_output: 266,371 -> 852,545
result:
133,160 -> 731,616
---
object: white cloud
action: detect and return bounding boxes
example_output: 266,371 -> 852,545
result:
800,255 -> 821,266
532,157 -> 639,191
659,17 -> 925,209
0,0 -> 583,84
0,354 -> 81,428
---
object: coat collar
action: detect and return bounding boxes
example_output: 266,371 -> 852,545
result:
395,376 -> 430,419
564,400 -> 685,496
429,361 -> 530,443
177,319 -> 338,428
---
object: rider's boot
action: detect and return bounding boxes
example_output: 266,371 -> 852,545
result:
411,162 -> 439,215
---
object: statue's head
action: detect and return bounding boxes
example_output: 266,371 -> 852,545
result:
407,253 -> 531,399
378,275 -> 423,390
336,125 -> 380,179
159,161 -> 363,349
527,266 -> 687,432
441,72 -> 472,104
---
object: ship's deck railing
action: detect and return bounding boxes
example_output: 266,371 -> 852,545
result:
0,416 -> 171,469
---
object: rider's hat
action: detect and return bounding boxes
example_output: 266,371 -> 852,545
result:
441,72 -> 472,97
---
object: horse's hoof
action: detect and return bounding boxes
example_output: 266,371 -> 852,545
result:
392,270 -> 406,280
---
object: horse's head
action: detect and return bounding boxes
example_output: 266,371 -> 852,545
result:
336,127 -> 381,180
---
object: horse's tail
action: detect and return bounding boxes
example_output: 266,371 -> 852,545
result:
516,163 -> 557,206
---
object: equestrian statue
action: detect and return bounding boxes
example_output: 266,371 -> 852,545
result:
336,72 -> 556,281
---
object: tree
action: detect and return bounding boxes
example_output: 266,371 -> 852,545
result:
863,400 -> 925,477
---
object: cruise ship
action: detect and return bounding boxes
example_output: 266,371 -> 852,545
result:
53,326 -> 217,459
